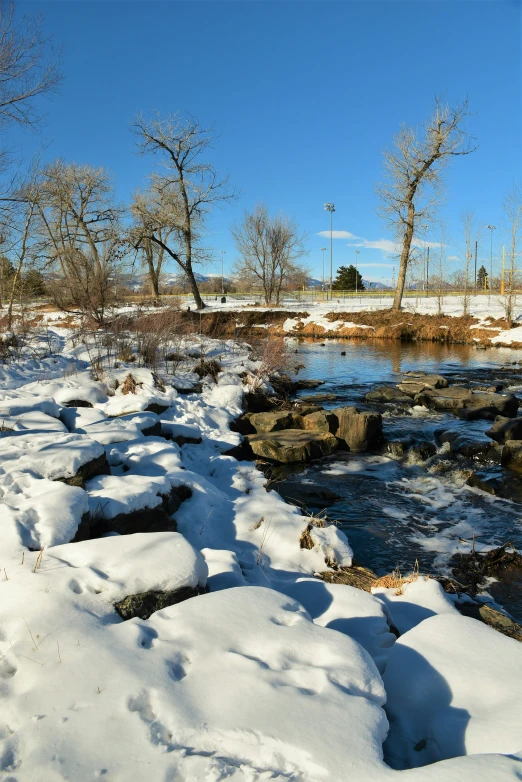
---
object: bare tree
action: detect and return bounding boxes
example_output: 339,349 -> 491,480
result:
132,113 -> 235,310
459,209 -> 480,317
35,160 -> 126,324
378,97 -> 476,310
0,2 -> 61,131
433,223 -> 450,315
500,184 -> 522,327
4,168 -> 40,327
131,179 -> 178,301
231,204 -> 308,306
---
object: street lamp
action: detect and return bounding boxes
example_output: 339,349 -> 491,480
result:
321,247 -> 327,294
324,203 -> 335,301
221,250 -> 226,295
354,249 -> 360,295
486,225 -> 496,297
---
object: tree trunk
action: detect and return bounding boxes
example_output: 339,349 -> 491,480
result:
185,262 -> 205,310
392,205 -> 415,310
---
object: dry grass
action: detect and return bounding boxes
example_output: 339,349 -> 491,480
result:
372,561 -> 427,595
121,373 -> 140,395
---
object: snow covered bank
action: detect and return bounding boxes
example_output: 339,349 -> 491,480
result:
0,326 -> 521,780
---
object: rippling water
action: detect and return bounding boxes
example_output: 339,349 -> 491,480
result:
287,339 -> 522,620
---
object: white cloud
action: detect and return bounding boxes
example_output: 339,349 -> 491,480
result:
317,230 -> 359,239
349,238 -> 399,253
447,255 -> 460,261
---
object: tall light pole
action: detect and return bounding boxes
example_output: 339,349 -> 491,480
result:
486,225 -> 496,298
324,203 -> 335,301
321,247 -> 327,294
221,250 -> 226,295
354,249 -> 360,295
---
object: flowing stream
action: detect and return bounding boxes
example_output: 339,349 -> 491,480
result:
286,338 -> 522,621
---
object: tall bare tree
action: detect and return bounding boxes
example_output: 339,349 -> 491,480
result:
500,184 -> 522,326
132,113 -> 235,310
231,203 -> 308,306
378,97 -> 476,310
35,160 -> 126,324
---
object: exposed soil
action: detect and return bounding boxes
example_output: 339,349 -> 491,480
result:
166,308 -> 522,346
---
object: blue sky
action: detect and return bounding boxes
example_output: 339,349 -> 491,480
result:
18,0 -> 522,283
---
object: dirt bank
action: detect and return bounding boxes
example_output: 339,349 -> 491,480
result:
175,308 -> 522,347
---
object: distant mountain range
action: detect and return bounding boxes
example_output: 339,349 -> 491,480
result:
126,271 -> 392,291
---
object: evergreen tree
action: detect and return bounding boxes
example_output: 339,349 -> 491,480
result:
332,264 -> 365,291
477,265 -> 488,290
24,269 -> 47,298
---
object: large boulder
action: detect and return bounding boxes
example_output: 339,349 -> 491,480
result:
249,411 -> 295,433
300,410 -> 336,432
466,467 -> 522,503
487,415 -> 522,443
247,430 -> 338,462
437,429 -> 507,465
416,389 -> 519,419
331,406 -> 383,452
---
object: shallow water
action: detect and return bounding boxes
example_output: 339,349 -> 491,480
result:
288,339 -> 522,620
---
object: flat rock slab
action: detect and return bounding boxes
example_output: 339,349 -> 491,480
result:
416,389 -> 519,418
365,386 -> 413,405
274,480 -> 341,506
249,411 -> 296,433
247,430 -> 338,462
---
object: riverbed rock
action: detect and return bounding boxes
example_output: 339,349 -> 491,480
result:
436,429 -> 507,465
300,410 -> 336,433
114,585 -> 205,621
365,386 -> 413,406
466,467 -> 522,503
331,407 -> 383,452
299,393 -> 338,404
274,480 -> 341,507
486,416 -> 522,443
62,452 -> 111,489
458,603 -> 522,642
384,441 -> 409,458
408,442 -> 437,462
247,430 -> 338,463
416,388 -> 519,419
505,440 -> 522,469
397,372 -> 449,396
249,411 -> 295,433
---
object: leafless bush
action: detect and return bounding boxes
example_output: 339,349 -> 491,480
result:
193,358 -> 221,381
247,333 -> 292,391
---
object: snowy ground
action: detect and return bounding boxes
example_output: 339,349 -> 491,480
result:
0,320 -> 521,780
171,292 -> 520,320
